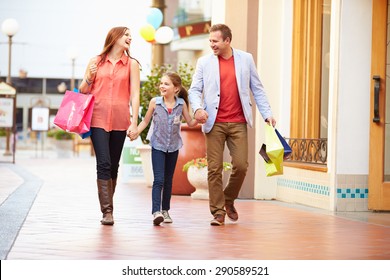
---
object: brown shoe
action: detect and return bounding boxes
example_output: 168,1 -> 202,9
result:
210,214 -> 225,226
225,204 -> 238,221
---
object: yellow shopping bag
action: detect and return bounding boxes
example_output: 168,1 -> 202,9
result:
260,124 -> 284,176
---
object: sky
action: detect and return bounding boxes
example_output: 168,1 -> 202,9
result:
0,0 -> 154,80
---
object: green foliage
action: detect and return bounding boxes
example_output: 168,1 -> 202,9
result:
0,128 -> 6,137
47,129 -> 56,138
182,157 -> 232,172
47,129 -> 74,140
177,62 -> 194,90
54,130 -> 74,140
139,63 -> 194,144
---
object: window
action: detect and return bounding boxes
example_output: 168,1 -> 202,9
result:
288,0 -> 330,168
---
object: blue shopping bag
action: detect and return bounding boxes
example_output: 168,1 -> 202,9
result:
275,129 -> 292,160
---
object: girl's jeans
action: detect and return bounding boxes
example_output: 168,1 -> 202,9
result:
151,147 -> 179,214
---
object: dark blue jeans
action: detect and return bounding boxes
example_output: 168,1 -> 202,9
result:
90,127 -> 126,180
151,148 -> 179,214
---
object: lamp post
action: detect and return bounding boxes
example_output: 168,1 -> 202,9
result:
1,18 -> 19,156
67,47 -> 78,91
151,0 -> 166,66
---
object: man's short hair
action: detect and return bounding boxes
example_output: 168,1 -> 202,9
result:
209,24 -> 232,42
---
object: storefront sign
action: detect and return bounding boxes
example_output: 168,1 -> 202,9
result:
32,107 -> 49,131
122,137 -> 144,183
177,20 -> 211,38
0,97 -> 14,128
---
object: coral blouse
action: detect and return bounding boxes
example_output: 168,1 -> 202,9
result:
90,54 -> 131,131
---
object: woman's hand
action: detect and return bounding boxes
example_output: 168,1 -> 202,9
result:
127,123 -> 139,141
87,57 -> 98,81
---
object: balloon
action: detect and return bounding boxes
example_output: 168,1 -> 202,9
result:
155,26 -> 174,44
140,24 -> 156,41
146,8 -> 163,29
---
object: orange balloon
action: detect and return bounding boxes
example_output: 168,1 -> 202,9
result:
140,24 -> 156,41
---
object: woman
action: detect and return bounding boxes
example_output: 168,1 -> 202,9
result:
79,26 -> 140,225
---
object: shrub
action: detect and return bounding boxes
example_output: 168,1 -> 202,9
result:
182,157 -> 232,172
47,129 -> 73,140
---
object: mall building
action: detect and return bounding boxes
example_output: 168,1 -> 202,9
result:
1,0 -> 388,212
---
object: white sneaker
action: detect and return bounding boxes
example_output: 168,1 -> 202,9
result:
162,210 -> 173,223
153,211 -> 164,225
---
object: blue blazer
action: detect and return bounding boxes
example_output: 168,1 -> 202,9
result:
188,48 -> 273,133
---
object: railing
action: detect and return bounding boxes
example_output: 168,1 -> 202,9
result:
285,138 -> 327,165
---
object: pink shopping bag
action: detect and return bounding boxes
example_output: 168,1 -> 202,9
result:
54,90 -> 94,134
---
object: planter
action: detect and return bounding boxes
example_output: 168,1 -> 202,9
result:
136,144 -> 153,187
0,136 -> 5,149
186,165 -> 232,200
172,123 -> 206,195
187,166 -> 209,200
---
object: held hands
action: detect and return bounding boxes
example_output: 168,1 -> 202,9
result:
127,123 -> 139,141
194,109 -> 208,124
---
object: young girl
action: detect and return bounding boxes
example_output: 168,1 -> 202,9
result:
129,71 -> 198,225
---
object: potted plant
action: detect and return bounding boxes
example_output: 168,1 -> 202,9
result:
183,157 -> 232,200
50,129 -> 74,140
48,128 -> 74,157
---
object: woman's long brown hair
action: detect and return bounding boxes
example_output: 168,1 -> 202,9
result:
97,26 -> 140,67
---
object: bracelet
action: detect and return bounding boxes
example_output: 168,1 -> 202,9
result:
85,78 -> 92,86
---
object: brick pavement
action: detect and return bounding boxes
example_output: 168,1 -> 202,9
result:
1,149 -> 390,260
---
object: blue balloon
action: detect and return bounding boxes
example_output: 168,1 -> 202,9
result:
146,8 -> 163,29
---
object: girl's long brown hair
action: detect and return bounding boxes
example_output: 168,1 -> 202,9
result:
163,71 -> 189,106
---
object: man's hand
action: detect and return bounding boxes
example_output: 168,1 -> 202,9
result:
266,117 -> 276,127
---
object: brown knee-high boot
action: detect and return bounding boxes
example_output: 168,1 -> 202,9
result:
97,179 -> 114,225
112,178 -> 117,196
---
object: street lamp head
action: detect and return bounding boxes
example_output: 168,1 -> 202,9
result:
1,18 -> 19,37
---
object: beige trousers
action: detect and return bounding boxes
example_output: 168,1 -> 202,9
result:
205,123 -> 248,216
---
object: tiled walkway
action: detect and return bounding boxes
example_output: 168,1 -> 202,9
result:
1,150 -> 390,260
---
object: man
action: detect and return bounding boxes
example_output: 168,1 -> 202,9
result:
188,24 -> 276,226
